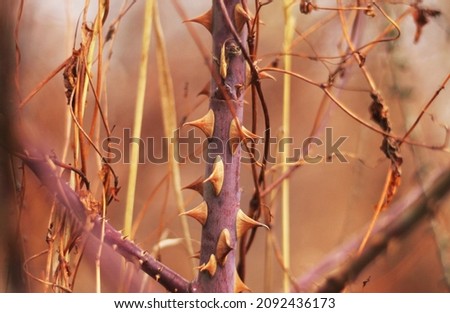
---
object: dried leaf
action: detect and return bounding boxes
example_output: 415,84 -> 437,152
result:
63,49 -> 80,108
369,92 -> 403,208
369,92 -> 391,133
370,92 -> 403,170
412,5 -> 441,44
299,0 -> 314,14
386,166 -> 401,206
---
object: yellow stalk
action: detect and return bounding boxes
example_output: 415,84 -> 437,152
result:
123,0 -> 154,237
92,0 -> 106,173
76,2 -> 98,179
61,1 -> 74,167
282,0 -> 296,293
96,185 -> 107,293
153,1 -> 196,272
95,0 -> 106,292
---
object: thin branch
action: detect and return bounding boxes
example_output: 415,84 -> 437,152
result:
18,57 -> 70,109
400,74 -> 450,146
217,0 -> 271,185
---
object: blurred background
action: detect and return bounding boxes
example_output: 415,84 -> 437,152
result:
1,0 -> 450,292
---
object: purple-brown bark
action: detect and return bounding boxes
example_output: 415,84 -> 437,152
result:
191,0 -> 249,292
21,152 -> 192,292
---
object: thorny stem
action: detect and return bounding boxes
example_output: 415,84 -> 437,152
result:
171,0 -> 267,284
217,0 -> 272,281
194,0 -> 248,293
21,151 -> 191,292
307,168 -> 450,292
11,0 -> 449,295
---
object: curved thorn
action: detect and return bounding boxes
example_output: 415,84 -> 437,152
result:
182,175 -> 204,196
183,8 -> 212,33
216,228 -> 233,265
234,3 -> 251,33
258,71 -> 276,81
198,254 -> 217,277
183,109 -> 215,138
190,251 -> 201,259
229,119 -> 261,155
179,201 -> 208,225
234,268 -> 251,293
203,156 -> 224,195
236,209 -> 268,239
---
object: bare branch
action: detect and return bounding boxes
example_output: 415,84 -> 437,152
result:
296,168 -> 450,292
20,149 -> 192,293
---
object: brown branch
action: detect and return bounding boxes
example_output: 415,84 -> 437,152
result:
295,167 -> 450,292
400,73 -> 450,146
18,57 -> 70,109
20,149 -> 192,293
